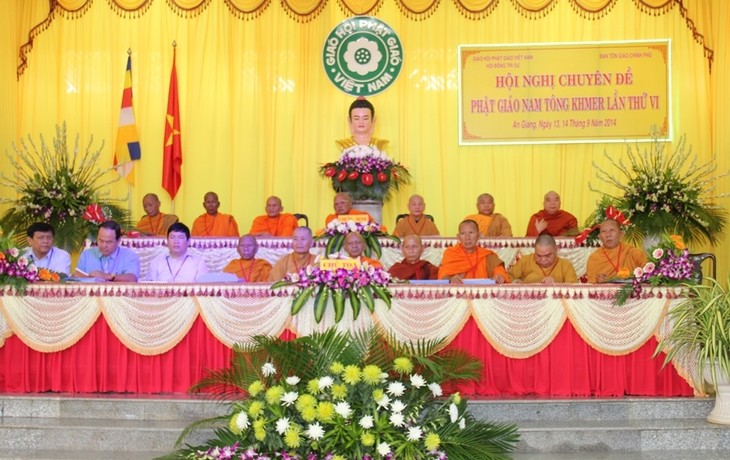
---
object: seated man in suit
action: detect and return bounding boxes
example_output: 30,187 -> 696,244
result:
135,193 -> 178,236
392,194 -> 440,238
509,234 -> 578,284
269,226 -> 317,281
223,234 -> 272,282
191,191 -> 239,237
73,220 -> 140,282
249,196 -> 298,237
438,219 -> 509,284
146,222 -> 209,282
388,234 -> 438,281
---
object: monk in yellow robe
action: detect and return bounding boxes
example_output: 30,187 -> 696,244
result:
324,192 -> 376,226
342,231 -> 383,268
525,191 -> 579,237
509,234 -> 578,284
438,219 -> 509,284
393,194 -> 440,238
135,193 -> 178,236
586,219 -> 647,282
389,235 -> 439,281
223,235 -> 272,282
249,196 -> 298,237
465,193 -> 512,237
191,191 -> 240,237
269,227 -> 317,281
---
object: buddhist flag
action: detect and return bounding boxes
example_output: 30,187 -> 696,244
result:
162,48 -> 183,200
113,55 -> 142,184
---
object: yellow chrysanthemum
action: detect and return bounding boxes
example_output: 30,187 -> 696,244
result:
317,401 -> 335,421
248,400 -> 265,417
393,357 -> 413,374
452,392 -> 462,404
330,361 -> 345,374
332,456 -> 346,460
343,365 -> 362,385
229,414 -> 242,435
424,432 -> 441,451
300,405 -> 317,422
253,418 -> 266,430
296,394 -> 317,412
331,383 -> 348,399
361,431 -> 375,446
362,365 -> 383,384
254,427 -> 266,441
248,380 -> 264,397
265,385 -> 285,405
372,388 -> 384,401
284,426 -> 302,448
307,379 -> 321,394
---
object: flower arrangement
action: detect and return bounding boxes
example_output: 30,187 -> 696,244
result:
271,256 -> 392,323
163,328 -> 519,460
320,145 -> 411,202
0,229 -> 60,293
317,219 -> 398,258
0,124 -> 131,254
615,234 -> 695,305
587,134 -> 727,246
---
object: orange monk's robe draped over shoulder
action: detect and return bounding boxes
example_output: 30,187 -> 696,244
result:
358,255 -> 383,269
508,254 -> 578,283
525,210 -> 579,237
392,216 -> 440,237
388,259 -> 439,280
465,213 -> 512,237
135,213 -> 178,236
269,253 -> 316,281
585,244 -> 647,282
437,244 -> 510,281
191,213 -> 240,237
249,214 -> 299,237
222,258 -> 273,282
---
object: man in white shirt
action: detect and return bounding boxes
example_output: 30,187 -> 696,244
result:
24,222 -> 72,276
146,222 -> 209,282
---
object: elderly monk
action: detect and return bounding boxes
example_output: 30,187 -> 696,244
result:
249,196 -> 298,237
342,231 -> 383,268
269,226 -> 317,281
388,234 -> 439,281
191,191 -> 240,237
509,234 -> 578,284
465,193 -> 512,237
525,190 -> 579,237
223,235 -> 272,282
146,223 -> 209,282
438,219 -> 509,284
393,194 -> 440,237
135,193 -> 178,236
586,219 -> 647,283
324,192 -> 376,226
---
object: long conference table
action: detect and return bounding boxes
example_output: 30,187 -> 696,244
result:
0,237 -> 697,397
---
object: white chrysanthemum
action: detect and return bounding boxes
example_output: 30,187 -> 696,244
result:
275,417 -> 290,435
334,401 -> 352,418
389,412 -> 405,427
261,362 -> 277,377
409,374 -> 426,388
387,381 -> 406,397
234,412 -> 250,430
428,382 -> 443,397
319,376 -> 334,389
359,415 -> 374,429
390,400 -> 406,413
407,426 -> 423,441
281,391 -> 298,406
289,272 -> 300,283
449,403 -> 459,423
306,422 -> 325,440
377,442 -> 391,456
459,418 -> 466,429
286,375 -> 301,386
376,394 -> 391,408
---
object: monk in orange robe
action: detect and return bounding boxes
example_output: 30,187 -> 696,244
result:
342,231 -> 383,268
223,235 -> 272,282
509,234 -> 578,284
393,194 -> 440,238
135,193 -> 178,236
586,219 -> 647,282
191,191 -> 240,237
389,235 -> 438,281
438,219 -> 509,284
269,227 -> 318,281
324,192 -> 376,226
465,193 -> 512,237
525,191 -> 579,237
249,196 -> 299,237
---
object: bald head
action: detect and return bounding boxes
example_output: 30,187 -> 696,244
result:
534,234 -> 558,268
265,196 -> 283,217
203,192 -> 220,215
401,234 -> 424,263
291,226 -> 314,254
543,191 -> 561,215
334,193 -> 353,215
344,231 -> 366,258
476,193 -> 495,216
598,218 -> 622,249
408,194 -> 426,218
237,234 -> 259,260
142,193 -> 161,217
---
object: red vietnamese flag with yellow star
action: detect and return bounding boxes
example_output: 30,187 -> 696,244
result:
162,48 -> 182,200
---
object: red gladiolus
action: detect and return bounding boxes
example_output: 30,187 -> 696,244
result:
361,173 -> 374,186
377,171 -> 388,182
348,171 -> 359,180
336,170 -> 348,182
324,166 -> 337,177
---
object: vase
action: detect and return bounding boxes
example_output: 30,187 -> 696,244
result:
352,199 -> 383,227
703,364 -> 730,425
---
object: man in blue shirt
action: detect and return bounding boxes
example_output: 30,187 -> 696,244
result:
23,222 -> 72,276
73,220 -> 140,282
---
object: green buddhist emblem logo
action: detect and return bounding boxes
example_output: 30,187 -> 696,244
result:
323,16 -> 403,97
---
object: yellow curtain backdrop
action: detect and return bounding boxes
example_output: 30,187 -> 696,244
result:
2,0 -> 728,278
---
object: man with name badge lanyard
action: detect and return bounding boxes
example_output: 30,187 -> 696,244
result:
146,222 -> 209,282
73,220 -> 140,282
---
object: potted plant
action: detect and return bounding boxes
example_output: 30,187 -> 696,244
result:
655,276 -> 730,424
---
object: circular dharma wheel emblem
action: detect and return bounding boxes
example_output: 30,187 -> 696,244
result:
322,16 -> 404,97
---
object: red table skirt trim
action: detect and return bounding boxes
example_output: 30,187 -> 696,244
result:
0,316 -> 693,396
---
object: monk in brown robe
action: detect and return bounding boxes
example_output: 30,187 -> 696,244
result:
438,219 -> 509,284
525,191 -> 579,237
509,234 -> 578,284
223,235 -> 272,282
342,231 -> 383,268
586,219 -> 647,282
393,194 -> 440,237
135,193 -> 178,236
249,196 -> 298,237
269,227 -> 317,281
191,191 -> 240,237
324,192 -> 376,226
389,234 -> 439,281
465,193 -> 512,237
